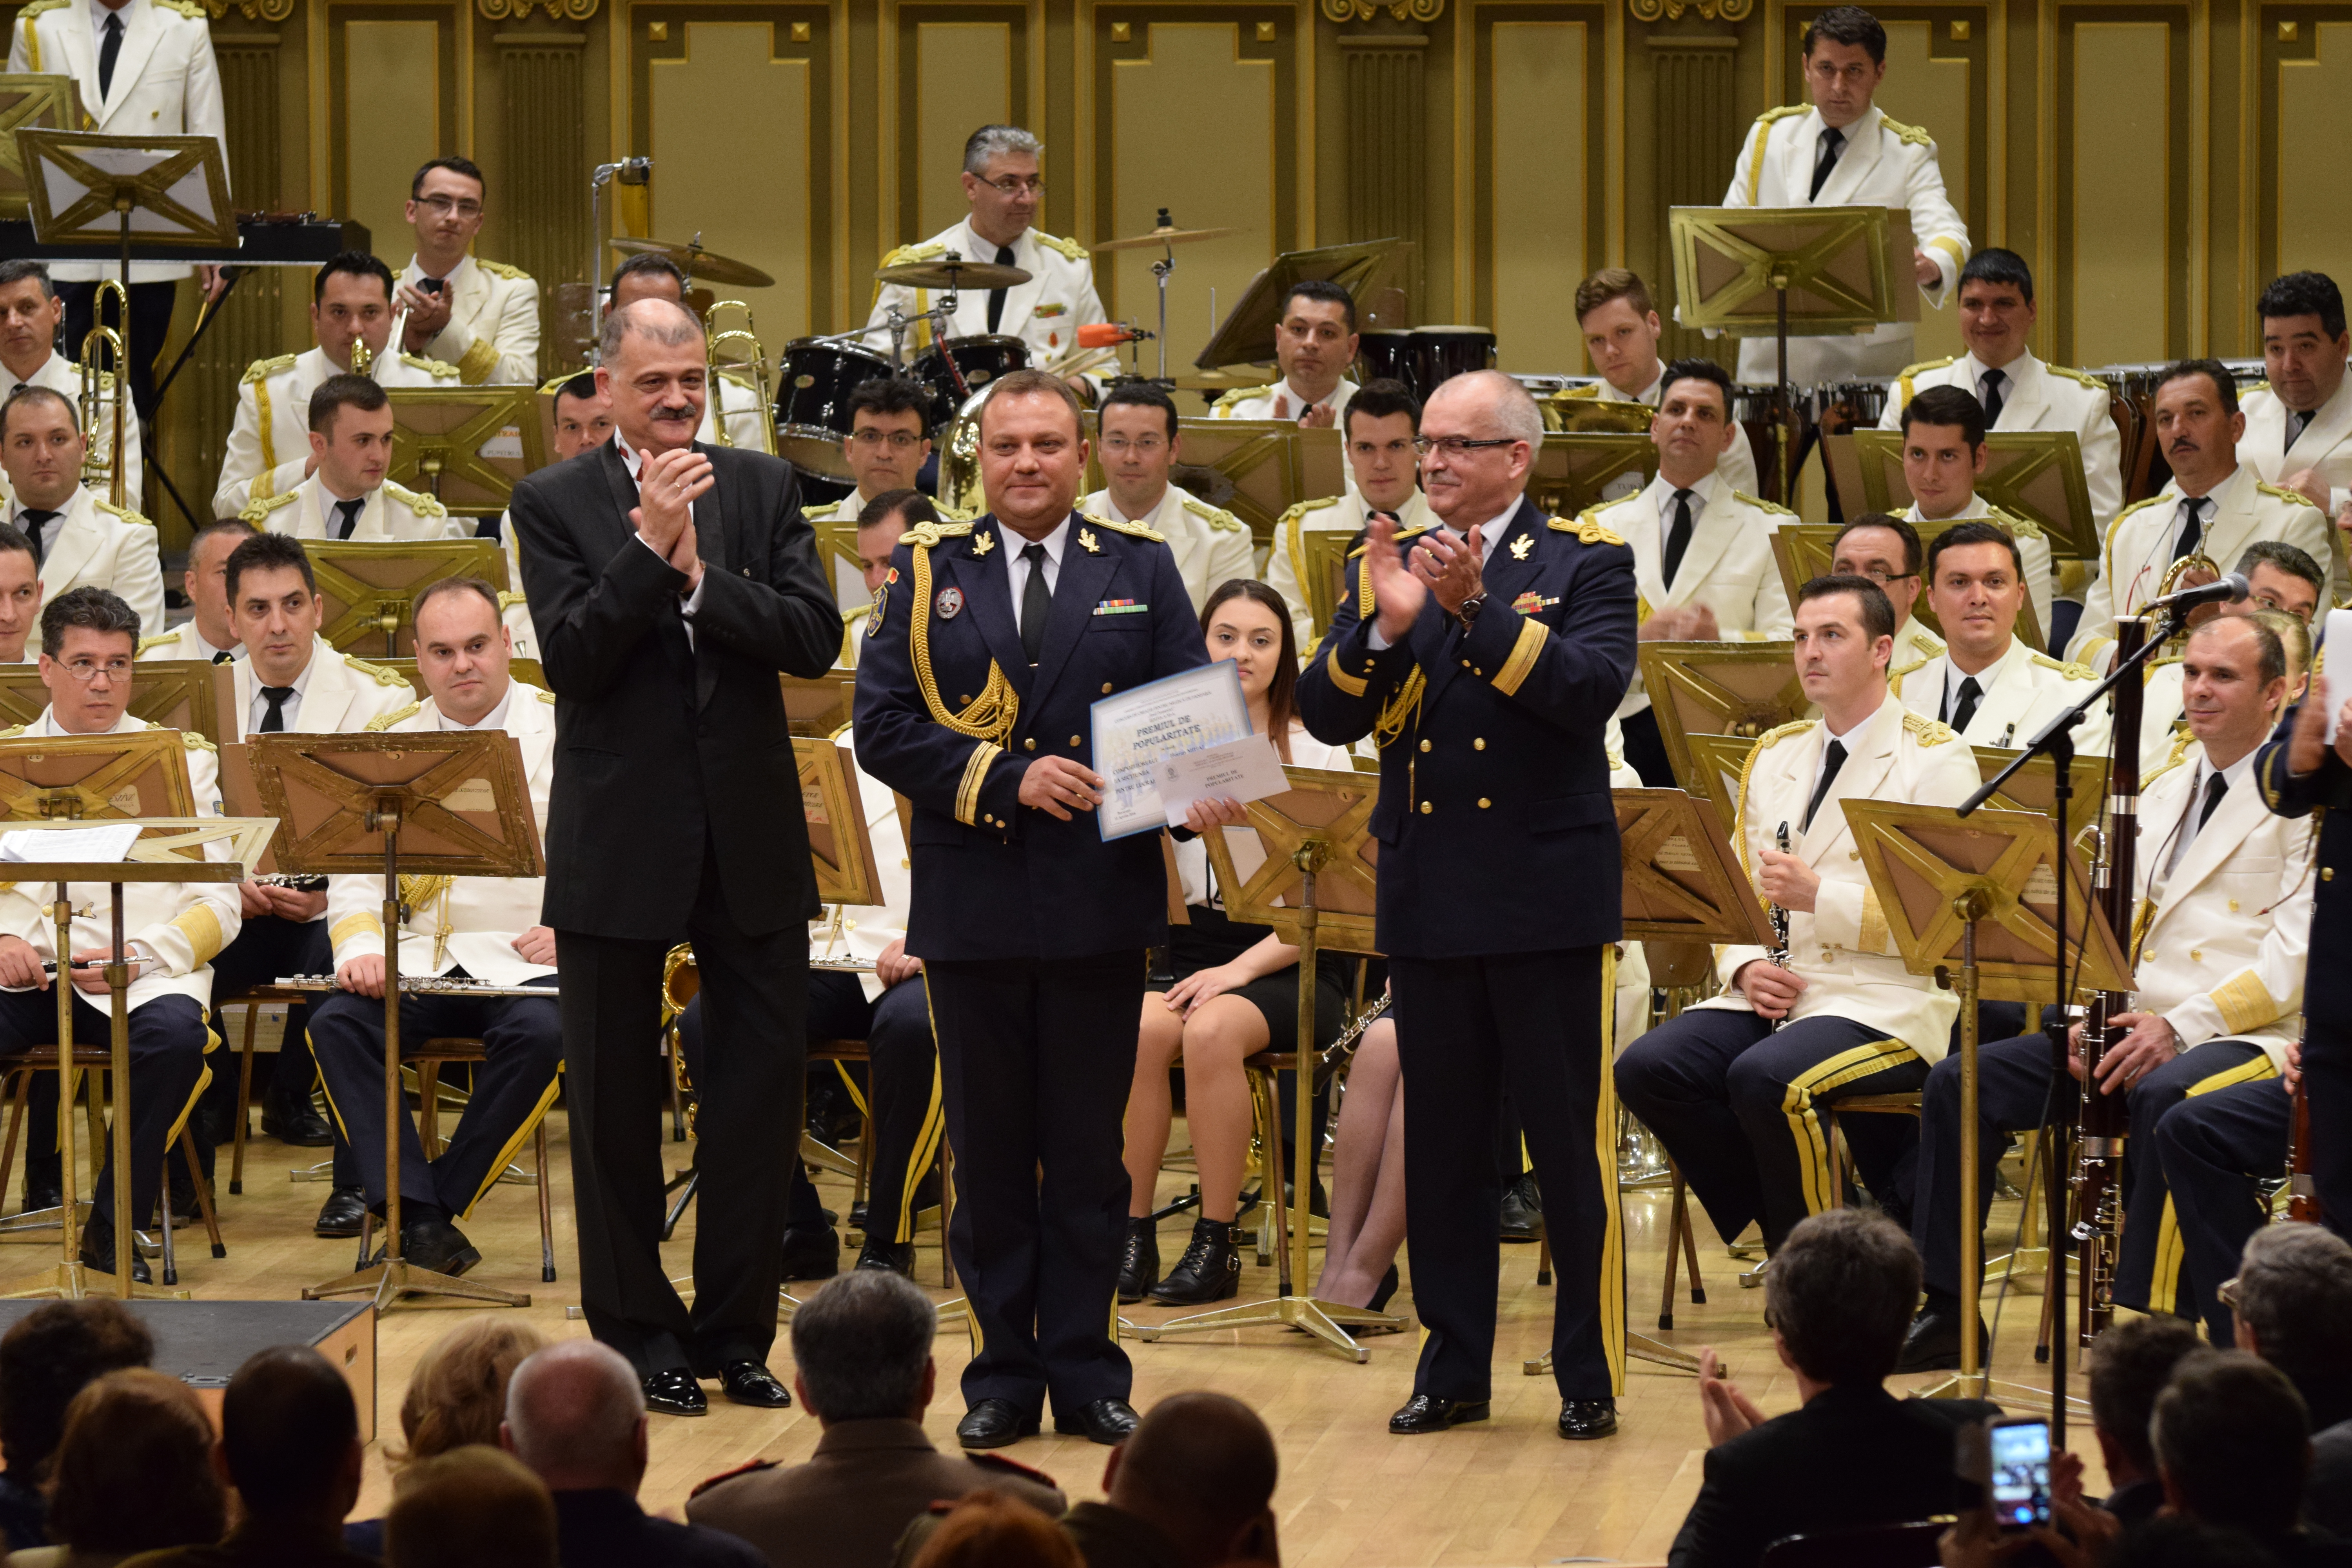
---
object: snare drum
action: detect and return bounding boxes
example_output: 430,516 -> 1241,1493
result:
911,335 -> 1029,430
775,338 -> 893,479
1406,326 -> 1497,398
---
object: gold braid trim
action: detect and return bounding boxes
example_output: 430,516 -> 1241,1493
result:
909,544 -> 1018,745
1374,669 -> 1425,750
955,743 -> 1000,826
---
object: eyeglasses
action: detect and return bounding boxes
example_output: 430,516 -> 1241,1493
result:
58,657 -> 132,684
414,194 -> 483,220
1842,565 -> 1919,585
1413,435 -> 1520,459
981,176 -> 1045,197
850,429 -> 924,452
1100,434 -> 1167,456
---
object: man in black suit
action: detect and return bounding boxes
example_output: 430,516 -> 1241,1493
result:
1295,369 -> 1638,1440
854,369 -> 1225,1450
1672,1209 -> 2002,1568
510,299 -> 840,1417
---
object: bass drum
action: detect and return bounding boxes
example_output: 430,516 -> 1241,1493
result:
1407,326 -> 1497,399
775,338 -> 893,480
911,335 -> 1029,430
1356,330 -> 1415,390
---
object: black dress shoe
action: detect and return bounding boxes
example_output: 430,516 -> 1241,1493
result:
1896,1306 -> 1989,1374
780,1225 -> 841,1282
1053,1397 -> 1140,1445
261,1096 -> 334,1147
314,1185 -> 366,1238
1149,1218 -> 1240,1305
1388,1394 -> 1489,1434
77,1212 -> 151,1285
1500,1172 -> 1543,1241
20,1172 -> 61,1216
642,1369 -> 708,1417
399,1216 -> 481,1277
1557,1399 -> 1618,1440
1117,1216 -> 1159,1304
718,1360 -> 791,1408
856,1237 -> 915,1276
1368,1263 -> 1401,1314
956,1398 -> 1038,1450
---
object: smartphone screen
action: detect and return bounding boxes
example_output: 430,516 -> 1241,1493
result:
1989,1419 -> 2053,1531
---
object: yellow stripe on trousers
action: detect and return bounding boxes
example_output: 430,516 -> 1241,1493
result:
918,970 -> 981,1360
897,1059 -> 946,1246
1782,1038 -> 1919,1215
2148,1052 -> 2279,1318
1597,944 -> 1626,1396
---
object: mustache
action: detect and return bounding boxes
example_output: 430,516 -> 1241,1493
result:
652,402 -> 697,421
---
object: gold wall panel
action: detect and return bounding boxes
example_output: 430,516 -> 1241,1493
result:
2272,17 -> 2352,286
2065,20 -> 2172,365
1490,19 -> 1586,372
916,22 -> 1013,239
338,16 -> 450,269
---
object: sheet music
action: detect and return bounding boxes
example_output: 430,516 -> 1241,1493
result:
0,825 -> 140,864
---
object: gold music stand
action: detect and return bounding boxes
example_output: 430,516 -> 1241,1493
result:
0,78 -> 82,218
1844,800 -> 2126,1404
245,731 -> 543,1310
1768,526 -> 1841,617
1192,238 -> 1414,370
1786,478 -> 2051,651
384,387 -> 547,517
1637,641 -> 1807,792
1298,530 -> 1364,644
781,669 -> 858,739
1844,430 -> 2100,563
308,540 -> 512,658
1680,731 -> 1763,838
1136,765 -> 1403,1361
1528,434 -> 1659,520
1969,748 -> 2107,848
18,130 -> 236,295
1146,420 -> 1347,543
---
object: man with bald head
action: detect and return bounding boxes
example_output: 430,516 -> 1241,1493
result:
1298,369 -> 1639,1440
509,299 -> 840,1419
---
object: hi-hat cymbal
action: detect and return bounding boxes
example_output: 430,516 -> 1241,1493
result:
609,235 -> 775,289
1094,223 -> 1246,252
874,257 -> 1034,290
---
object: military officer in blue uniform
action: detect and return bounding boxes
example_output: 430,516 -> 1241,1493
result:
853,368 -> 1224,1452
1296,369 -> 1639,1441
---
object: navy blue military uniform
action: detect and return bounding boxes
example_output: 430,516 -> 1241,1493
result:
2256,713 -> 2352,1231
1294,494 -> 1638,1404
853,508 -> 1206,1424
2152,1071 -> 2295,1342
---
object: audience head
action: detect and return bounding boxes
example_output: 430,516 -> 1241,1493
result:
788,1270 -> 938,1425
1800,5 -> 1887,128
2152,1349 -> 2310,1540
977,370 -> 1088,534
1274,279 -> 1358,402
0,521 -> 38,662
1759,1207 -> 1917,1387
1830,513 -> 1926,627
502,1339 -> 649,1496
0,1298 -> 152,1478
1899,385 -> 1988,520
411,578 -> 513,727
1792,576 -> 1897,719
1343,378 -> 1421,512
2154,359 -> 2245,494
608,252 -> 688,311
307,374 -> 396,500
844,376 -> 934,499
385,1445 -> 558,1568
225,532 -> 324,687
855,487 -> 937,597
961,125 -> 1045,245
2088,1315 -> 2204,1488
548,371 -> 614,463
911,1490 -> 1080,1568
312,251 -> 399,370
1419,370 -> 1542,526
2257,270 -> 2349,416
597,299 -> 707,456
1102,1392 -> 1281,1568
45,1368 -> 227,1557
1956,248 -> 2037,367
2230,1221 -> 2352,1390
38,586 -> 140,734
394,1313 -> 550,1469
1575,269 -> 1664,396
0,384 -> 89,514
220,1344 -> 365,1526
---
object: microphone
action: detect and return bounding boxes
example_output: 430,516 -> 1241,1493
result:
1077,322 -> 1154,348
2146,572 -> 2249,612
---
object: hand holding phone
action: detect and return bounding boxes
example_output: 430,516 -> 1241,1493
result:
1989,1418 -> 2054,1533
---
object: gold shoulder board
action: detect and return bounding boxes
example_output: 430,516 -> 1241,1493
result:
135,632 -> 176,654
0,724 -> 25,739
1902,711 -> 1959,746
241,353 -> 298,386
1732,490 -> 1798,519
1879,114 -> 1935,149
2144,727 -> 2199,788
152,0 -> 206,16
1548,514 -> 1627,546
899,520 -> 975,548
1209,386 -> 1259,414
497,590 -> 526,612
1888,653 -> 1932,682
1896,356 -> 1956,381
386,480 -> 448,518
180,730 -> 218,753
401,353 -> 462,379
2031,651 -> 2099,681
2257,481 -> 2324,511
476,260 -> 532,282
1755,718 -> 1813,753
1180,497 -> 1245,533
364,701 -> 424,732
1985,505 -> 2044,540
343,653 -> 414,690
1082,511 -> 1166,543
238,492 -> 299,524
1756,104 -> 1808,128
880,240 -> 949,268
537,688 -> 557,705
1278,496 -> 1341,529
91,499 -> 156,528
1033,231 -> 1089,263
2244,380 -> 2274,400
2043,364 -> 2109,391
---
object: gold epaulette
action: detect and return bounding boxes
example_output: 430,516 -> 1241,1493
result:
152,0 -> 206,18
1886,653 -> 1932,697
401,353 -> 461,379
537,368 -> 591,396
135,632 -> 176,654
900,519 -> 973,548
386,480 -> 448,518
91,498 -> 155,529
342,652 -> 414,690
1209,386 -> 1259,414
2144,728 -> 2199,789
0,724 -> 21,739
241,353 -> 297,386
1897,355 -> 1956,381
1549,513 -> 1626,546
1879,113 -> 1935,149
537,688 -> 557,704
2258,480 -> 2323,511
1733,490 -> 1798,519
1991,505 -> 2044,540
1902,711 -> 1960,746
179,729 -> 217,753
2031,650 -> 2099,681
1349,521 -> 1430,559
2044,364 -> 2109,391
364,701 -> 424,733
1082,510 -> 1165,543
238,492 -> 299,525
839,604 -> 864,626
476,260 -> 532,282
1032,231 -> 1088,263
2244,380 -> 2274,399
1178,495 -> 1246,534
1755,104 -> 1808,129
497,590 -> 526,612
879,240 -> 947,269
1278,496 -> 1341,530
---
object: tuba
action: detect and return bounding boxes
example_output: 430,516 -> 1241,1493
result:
77,278 -> 130,508
702,300 -> 775,455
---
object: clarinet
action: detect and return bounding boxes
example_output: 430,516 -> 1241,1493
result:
2290,1026 -> 2321,1223
2074,613 -> 2148,1345
1767,820 -> 1794,1031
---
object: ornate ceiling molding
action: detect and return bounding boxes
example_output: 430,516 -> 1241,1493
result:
1322,0 -> 1445,24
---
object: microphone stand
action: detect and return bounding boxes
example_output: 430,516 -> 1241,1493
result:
1960,601 -> 2190,1437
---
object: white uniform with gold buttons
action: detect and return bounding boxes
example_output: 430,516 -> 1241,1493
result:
224,638 -> 417,743
1265,489 -> 1437,652
1889,633 -> 2111,755
9,481 -> 165,636
1077,484 -> 1256,615
2239,375 -> 2352,514
864,220 -> 1107,374
395,255 -> 539,387
211,347 -> 463,519
240,472 -> 470,544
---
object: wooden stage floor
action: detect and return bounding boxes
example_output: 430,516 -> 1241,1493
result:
0,1113 -> 2107,1566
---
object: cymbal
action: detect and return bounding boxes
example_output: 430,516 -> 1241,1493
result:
1094,223 -> 1246,252
609,236 -> 775,289
874,258 -> 1033,290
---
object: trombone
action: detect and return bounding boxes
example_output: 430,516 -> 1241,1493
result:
702,299 -> 774,454
77,278 -> 130,509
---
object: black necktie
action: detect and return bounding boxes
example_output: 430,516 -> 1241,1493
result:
1802,739 -> 1847,832
1950,675 -> 1983,733
2198,769 -> 2228,830
97,11 -> 123,100
2172,496 -> 2209,563
1980,368 -> 2006,425
987,244 -> 1016,335
1809,126 -> 1845,201
1662,489 -> 1696,589
2288,408 -> 2314,452
211,650 -> 233,665
16,510 -> 55,566
332,498 -> 363,540
1019,542 -> 1050,664
258,686 -> 295,733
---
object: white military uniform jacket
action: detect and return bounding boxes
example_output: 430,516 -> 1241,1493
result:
1889,632 -> 2111,755
1265,488 -> 1436,651
324,682 -> 555,988
499,592 -> 536,662
865,220 -> 1107,374
9,483 -> 164,635
1693,696 -> 1981,1059
1592,470 -> 1795,721
0,710 -> 236,1009
1720,103 -> 1969,383
241,472 -> 466,543
1880,351 -> 2125,543
211,346 -> 463,519
2067,465 -> 2331,667
1,350 -> 142,512
811,733 -> 909,1002
8,0 -> 224,285
1078,483 -> 1255,615
2239,375 -> 2352,515
1554,370 -> 1762,499
2127,738 -> 2315,1068
223,638 -> 416,742
395,255 -> 539,386
1893,613 -> 1946,670
1906,497 -> 2054,651
136,618 -> 236,662
1210,376 -> 1359,425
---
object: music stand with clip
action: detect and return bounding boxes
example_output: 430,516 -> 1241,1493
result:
242,731 -> 543,1310
383,387 -> 547,515
17,128 -> 235,309
1135,765 -> 1403,1361
1528,433 -> 1659,520
1637,641 -> 1808,795
0,662 -> 223,745
305,540 -> 512,659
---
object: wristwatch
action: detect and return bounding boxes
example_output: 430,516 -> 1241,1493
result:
1456,592 -> 1488,632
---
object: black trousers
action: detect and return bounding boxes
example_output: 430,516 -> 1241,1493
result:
555,841 -> 807,1379
1392,947 -> 1619,1402
1618,706 -> 1676,789
309,975 -> 563,1221
1617,1009 -> 1926,1254
0,989 -> 207,1226
926,951 -> 1142,1417
59,280 -> 179,423
2308,1024 -> 2352,1231
2153,1073 -> 2294,1343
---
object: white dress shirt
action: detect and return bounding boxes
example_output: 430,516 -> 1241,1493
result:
247,645 -> 320,734
6,503 -> 64,561
2162,749 -> 2258,880
436,684 -> 514,733
998,517 -> 1071,639
615,434 -> 708,644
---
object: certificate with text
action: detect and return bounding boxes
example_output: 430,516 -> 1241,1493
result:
1089,663 -> 1253,840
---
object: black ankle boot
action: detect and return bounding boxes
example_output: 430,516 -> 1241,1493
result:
1149,1218 -> 1241,1305
1117,1217 -> 1159,1304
